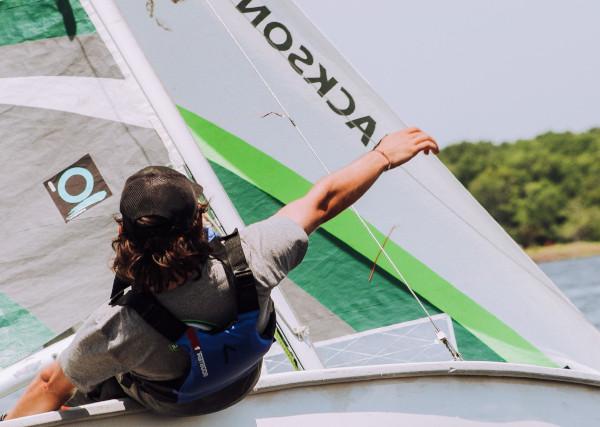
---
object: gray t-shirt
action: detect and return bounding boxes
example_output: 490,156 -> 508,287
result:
59,216 -> 307,413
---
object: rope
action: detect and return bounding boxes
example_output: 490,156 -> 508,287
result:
203,0 -> 462,361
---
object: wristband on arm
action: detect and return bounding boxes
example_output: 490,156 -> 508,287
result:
372,148 -> 392,171
372,134 -> 391,171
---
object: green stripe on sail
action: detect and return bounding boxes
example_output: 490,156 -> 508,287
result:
0,0 -> 94,47
210,160 -> 503,362
179,106 -> 557,368
0,293 -> 54,368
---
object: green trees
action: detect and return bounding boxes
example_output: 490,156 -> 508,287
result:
440,129 -> 600,247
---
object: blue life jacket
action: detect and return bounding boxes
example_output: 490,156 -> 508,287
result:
109,230 -> 275,403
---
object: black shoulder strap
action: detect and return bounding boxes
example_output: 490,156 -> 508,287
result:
109,263 -> 188,343
110,275 -> 132,302
116,291 -> 188,343
210,229 -> 260,314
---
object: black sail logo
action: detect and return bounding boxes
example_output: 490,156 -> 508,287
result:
236,0 -> 377,146
45,154 -> 112,222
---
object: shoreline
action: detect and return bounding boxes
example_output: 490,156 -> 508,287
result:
525,241 -> 600,263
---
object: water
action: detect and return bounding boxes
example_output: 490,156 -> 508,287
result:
539,255 -> 600,330
1,256 -> 599,415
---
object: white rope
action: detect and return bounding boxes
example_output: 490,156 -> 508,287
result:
203,0 -> 461,360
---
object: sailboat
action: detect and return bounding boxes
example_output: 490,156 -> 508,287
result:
1,0 -> 600,425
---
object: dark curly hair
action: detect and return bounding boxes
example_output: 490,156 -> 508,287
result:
112,204 -> 210,293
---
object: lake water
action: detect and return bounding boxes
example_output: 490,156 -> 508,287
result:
539,255 -> 600,330
2,256 -> 600,414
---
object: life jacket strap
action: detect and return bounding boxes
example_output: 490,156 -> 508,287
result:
109,275 -> 132,302
209,230 -> 260,314
119,291 -> 188,343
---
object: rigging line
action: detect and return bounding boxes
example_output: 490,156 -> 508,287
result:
206,1 -> 564,306
203,0 -> 462,361
202,0 -> 330,174
369,225 -> 397,281
394,166 -> 567,300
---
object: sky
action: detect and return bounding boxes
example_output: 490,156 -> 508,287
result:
297,0 -> 600,146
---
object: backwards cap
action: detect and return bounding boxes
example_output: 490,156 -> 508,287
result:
120,166 -> 203,239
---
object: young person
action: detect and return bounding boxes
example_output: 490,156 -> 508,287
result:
4,127 -> 438,420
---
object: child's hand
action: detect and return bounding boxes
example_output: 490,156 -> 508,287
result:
375,127 -> 439,169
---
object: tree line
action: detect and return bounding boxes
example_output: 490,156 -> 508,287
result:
439,129 -> 600,247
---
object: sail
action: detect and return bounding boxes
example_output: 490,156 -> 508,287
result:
116,0 -> 600,371
0,0 -> 236,368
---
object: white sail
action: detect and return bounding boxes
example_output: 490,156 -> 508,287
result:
115,0 -> 600,371
0,0 -> 187,366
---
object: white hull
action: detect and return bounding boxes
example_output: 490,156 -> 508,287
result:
5,362 -> 600,426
